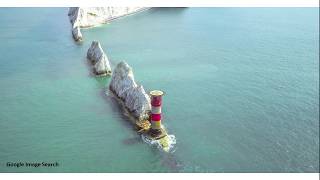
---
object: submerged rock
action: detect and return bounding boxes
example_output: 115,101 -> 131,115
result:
72,27 -> 82,41
110,62 -> 151,120
87,41 -> 112,76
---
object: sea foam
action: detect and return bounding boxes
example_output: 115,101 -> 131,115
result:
141,133 -> 177,153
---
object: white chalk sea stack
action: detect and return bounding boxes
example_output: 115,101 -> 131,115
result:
72,27 -> 82,41
87,41 -> 112,76
110,62 -> 151,120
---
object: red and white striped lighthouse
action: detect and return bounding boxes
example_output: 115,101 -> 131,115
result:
150,90 -> 164,136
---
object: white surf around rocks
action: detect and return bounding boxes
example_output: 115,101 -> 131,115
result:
141,133 -> 177,153
87,41 -> 112,76
68,7 -> 149,41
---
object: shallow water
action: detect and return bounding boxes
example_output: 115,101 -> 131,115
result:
0,8 -> 319,172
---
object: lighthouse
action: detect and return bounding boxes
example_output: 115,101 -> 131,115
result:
149,90 -> 164,136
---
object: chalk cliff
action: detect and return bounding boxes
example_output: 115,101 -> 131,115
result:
69,7 -> 148,28
110,62 -> 151,120
87,41 -> 112,76
68,7 -> 148,41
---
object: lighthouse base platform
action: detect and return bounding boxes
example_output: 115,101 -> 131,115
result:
109,90 -> 171,152
143,128 -> 170,152
135,121 -> 170,152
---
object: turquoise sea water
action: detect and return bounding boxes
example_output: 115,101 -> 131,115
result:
0,8 -> 319,172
